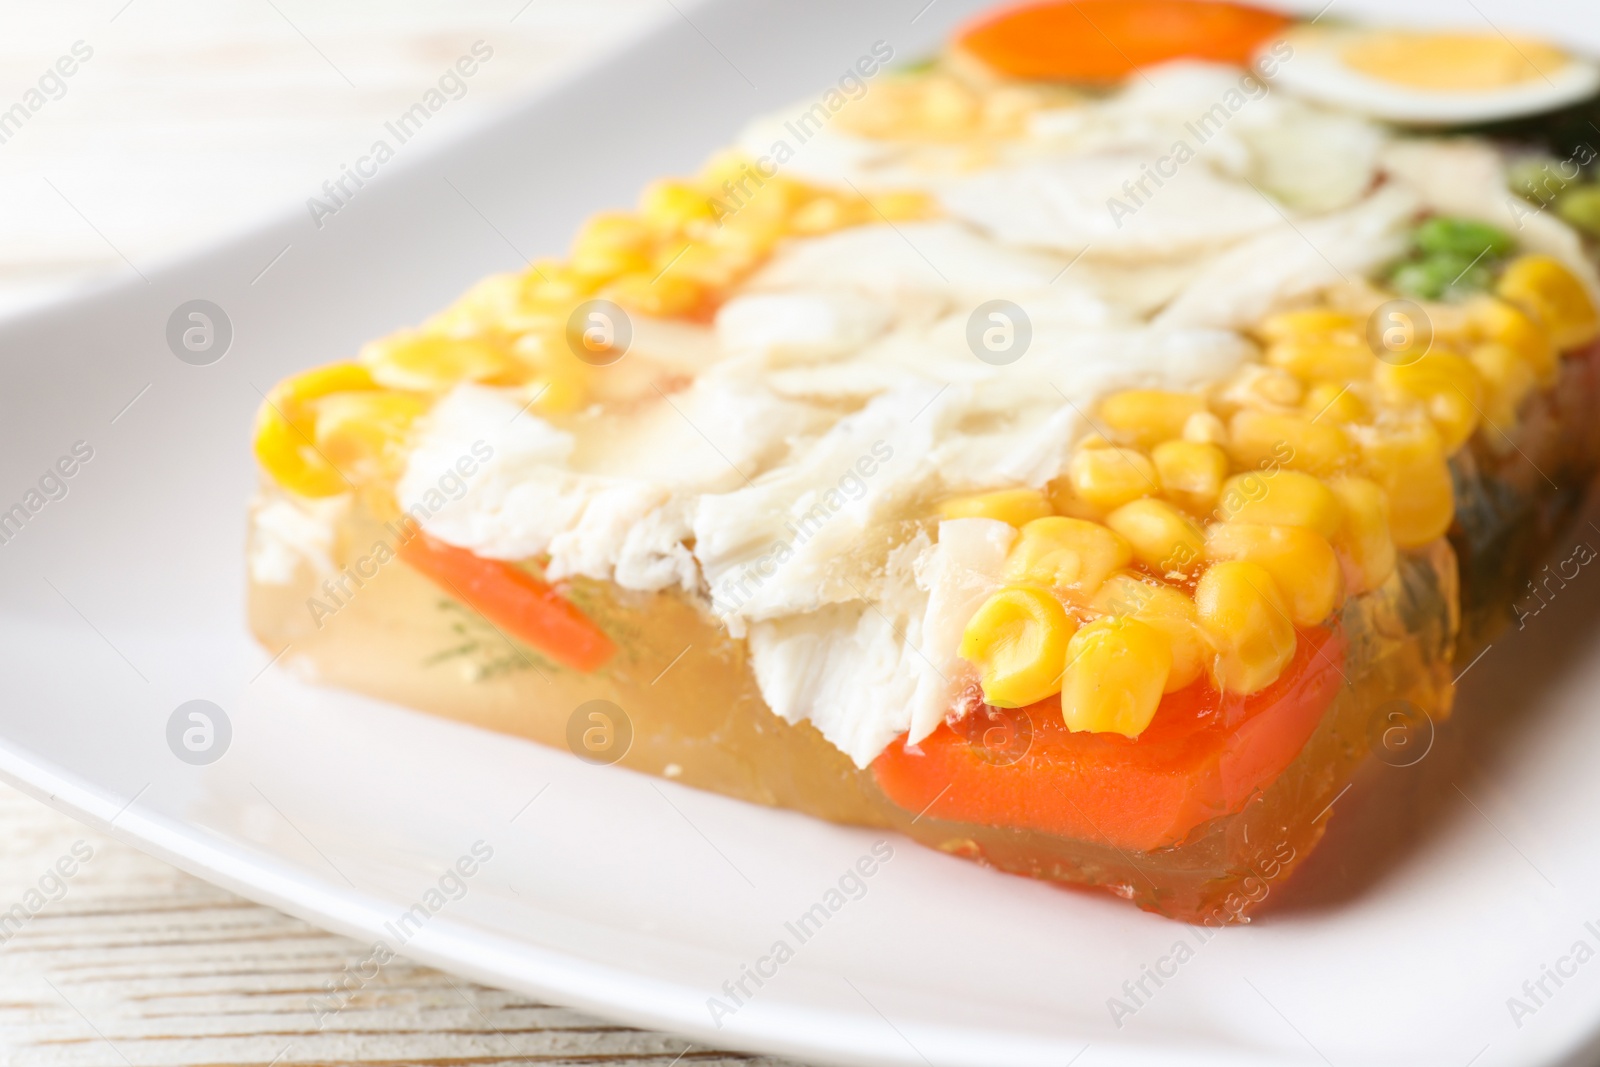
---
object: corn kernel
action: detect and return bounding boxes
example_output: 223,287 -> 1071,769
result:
569,243 -> 653,281
1215,469 -> 1342,538
664,241 -> 753,289
1497,254 -> 1600,351
1065,446 -> 1158,511
1469,342 -> 1538,431
253,363 -> 378,498
939,488 -> 1053,527
254,410 -> 348,498
1096,390 -> 1206,449
1256,307 -> 1359,344
1004,517 -> 1132,594
1182,411 -> 1229,446
1228,410 -> 1352,475
1204,522 -> 1343,627
1467,296 -> 1557,386
1356,420 -> 1454,547
1326,476 -> 1396,595
1267,338 -> 1377,382
871,190 -> 936,220
314,391 -> 429,482
1195,561 -> 1298,695
1303,381 -> 1367,424
604,271 -> 705,318
426,273 -> 524,334
958,585 -> 1076,708
1376,351 -> 1484,451
1060,617 -> 1171,737
573,212 -> 654,255
707,212 -> 788,257
361,333 -> 523,392
1105,498 -> 1204,576
1152,439 -> 1228,514
1093,575 -> 1206,692
524,263 -> 603,305
790,196 -> 867,234
639,180 -> 718,232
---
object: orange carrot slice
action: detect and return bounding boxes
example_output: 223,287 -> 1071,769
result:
873,626 -> 1345,853
400,533 -> 616,673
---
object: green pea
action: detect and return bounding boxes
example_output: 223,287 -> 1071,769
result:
1557,186 -> 1600,238
1507,157 -> 1576,206
1413,217 -> 1514,261
1390,254 -> 1492,302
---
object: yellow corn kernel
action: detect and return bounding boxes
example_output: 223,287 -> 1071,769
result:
569,214 -> 656,278
253,363 -> 378,498
254,411 -> 348,497
313,390 -> 429,482
1302,381 -> 1368,424
1004,517 -> 1132,594
1096,390 -> 1206,450
639,179 -> 718,232
939,488 -> 1053,527
1227,366 -> 1304,409
667,241 -> 755,290
790,196 -> 870,235
1194,561 -> 1298,695
1104,498 -> 1204,576
1497,254 -> 1600,351
1356,420 -> 1454,548
1215,469 -> 1342,539
1228,410 -> 1352,475
573,212 -> 654,255
1326,476 -> 1396,595
516,337 -> 591,413
524,262 -> 603,305
1376,351 -> 1484,452
361,333 -> 523,392
1266,338 -> 1377,382
871,190 -> 935,221
707,211 -> 788,257
1467,296 -> 1557,386
958,585 -> 1077,708
1060,617 -> 1171,737
425,273 -> 524,334
604,271 -> 705,318
1469,342 -> 1538,432
1065,446 -> 1158,512
1182,410 -> 1229,446
1092,575 -> 1206,692
1255,307 -> 1359,344
1204,522 -> 1343,628
1152,439 -> 1228,514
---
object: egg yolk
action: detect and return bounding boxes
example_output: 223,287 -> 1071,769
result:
1342,32 -> 1569,91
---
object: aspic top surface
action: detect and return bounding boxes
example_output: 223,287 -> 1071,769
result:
253,3 -> 1600,768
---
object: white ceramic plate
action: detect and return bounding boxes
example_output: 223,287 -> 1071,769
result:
7,2 -> 1600,1064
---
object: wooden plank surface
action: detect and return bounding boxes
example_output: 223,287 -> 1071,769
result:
2,8 -> 809,1062
0,782 -> 798,1066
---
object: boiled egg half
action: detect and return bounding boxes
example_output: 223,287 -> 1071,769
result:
1259,26 -> 1600,125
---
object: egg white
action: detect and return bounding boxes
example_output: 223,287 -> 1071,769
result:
1260,27 -> 1600,125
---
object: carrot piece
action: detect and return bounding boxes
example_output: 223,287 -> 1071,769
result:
872,626 -> 1346,853
957,0 -> 1291,84
399,533 -> 616,673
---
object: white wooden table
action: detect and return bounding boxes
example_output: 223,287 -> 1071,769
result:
0,2 -> 803,1062
0,783 -> 795,1066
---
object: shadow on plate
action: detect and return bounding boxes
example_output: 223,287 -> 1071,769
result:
1257,505 -> 1600,921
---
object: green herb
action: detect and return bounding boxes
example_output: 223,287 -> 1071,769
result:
1387,216 -> 1513,302
1412,217 -> 1513,261
1557,186 -> 1600,238
422,599 -> 559,681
